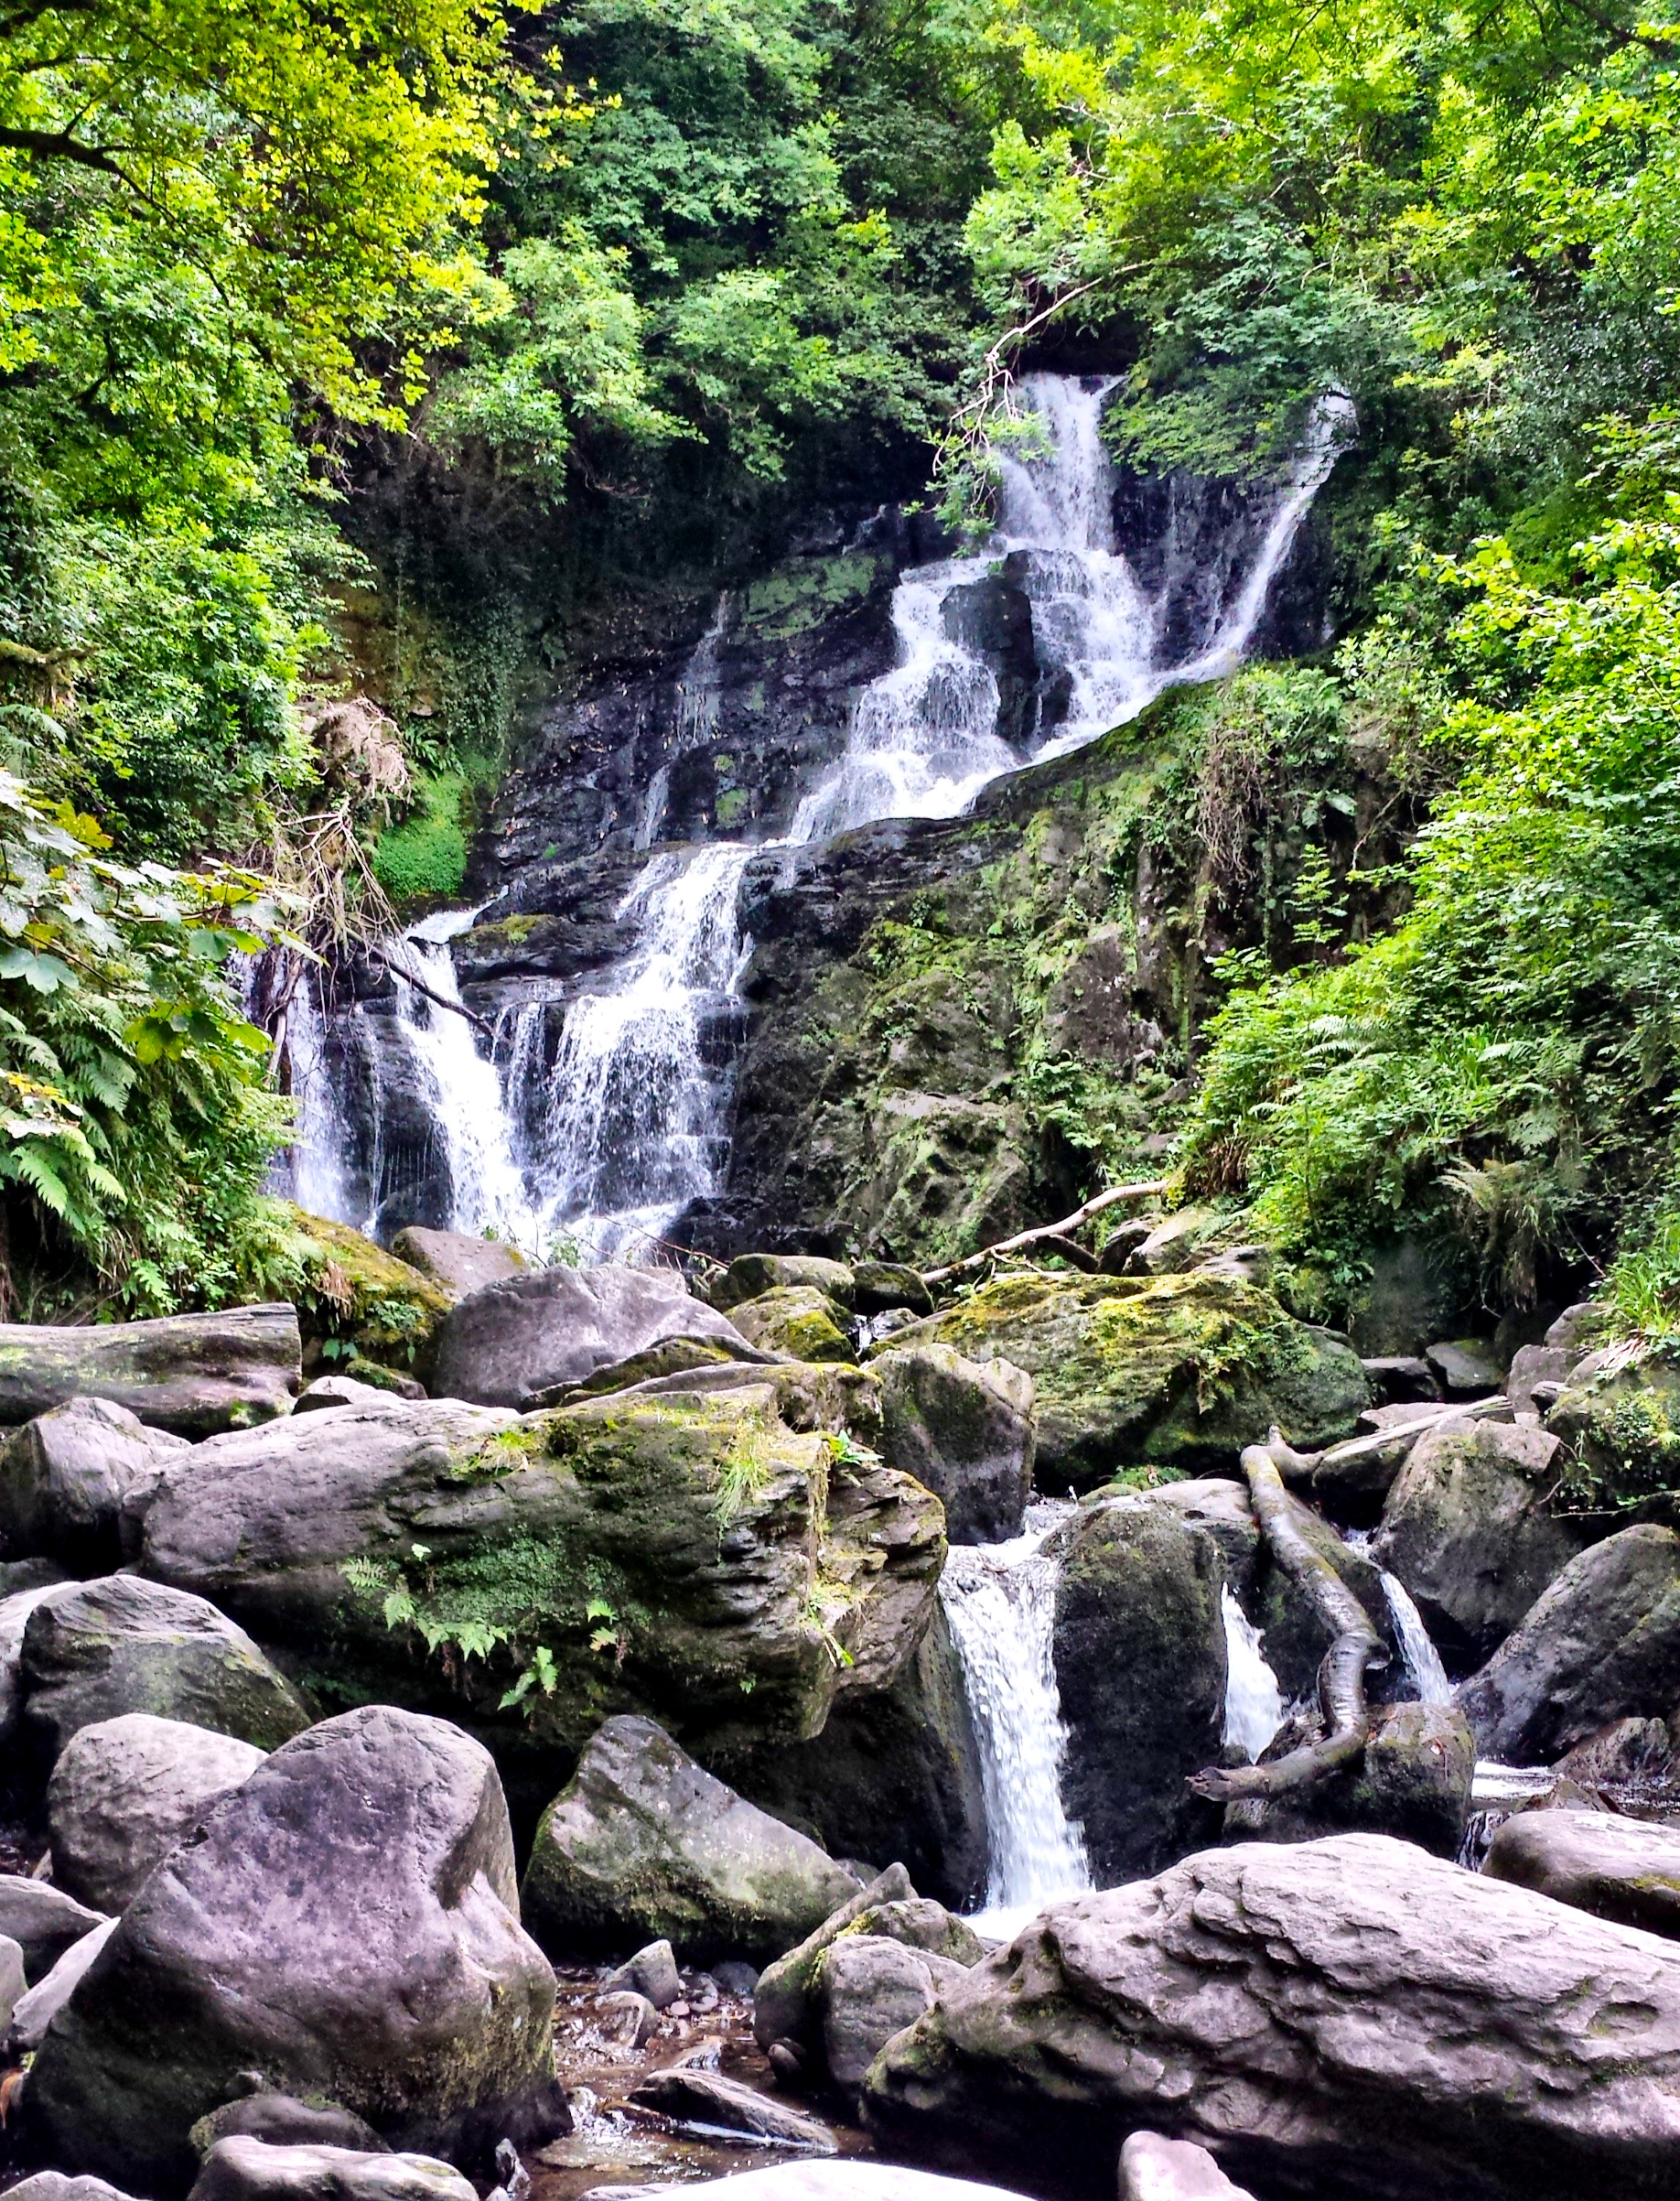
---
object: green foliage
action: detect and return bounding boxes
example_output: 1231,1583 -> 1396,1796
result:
372,772 -> 470,905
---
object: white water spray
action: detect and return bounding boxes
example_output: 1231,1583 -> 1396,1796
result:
1379,1570 -> 1455,1705
939,1501 -> 1093,1937
1220,1584 -> 1286,1761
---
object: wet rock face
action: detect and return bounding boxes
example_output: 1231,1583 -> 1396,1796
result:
1457,1525 -> 1680,1762
1051,1499 -> 1227,1880
520,1714 -> 861,1965
862,1831 -> 1680,2201
24,1705 -> 561,2198
880,1271 -> 1365,1490
872,1345 -> 1036,1545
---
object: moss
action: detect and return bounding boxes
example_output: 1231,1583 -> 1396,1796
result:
740,553 -> 886,638
289,1207 -> 451,1378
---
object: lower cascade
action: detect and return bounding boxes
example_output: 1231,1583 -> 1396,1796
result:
938,1501 -> 1093,1936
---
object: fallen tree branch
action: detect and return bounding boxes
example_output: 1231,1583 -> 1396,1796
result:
1188,1429 -> 1384,1803
920,1179 -> 1168,1287
1266,1394 -> 1511,1485
372,950 -> 495,1039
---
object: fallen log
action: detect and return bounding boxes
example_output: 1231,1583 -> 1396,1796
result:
920,1179 -> 1167,1287
1188,1428 -> 1384,1803
1267,1394 -> 1511,1485
0,1304 -> 301,1435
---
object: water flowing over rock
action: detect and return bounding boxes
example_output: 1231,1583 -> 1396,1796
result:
23,1706 -> 561,2197
281,376 -> 1352,1262
1218,1587 -> 1284,1762
861,1831 -> 1680,2201
937,1503 -> 1092,1932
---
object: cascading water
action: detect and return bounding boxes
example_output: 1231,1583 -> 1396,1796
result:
285,372 -> 1352,1250
1220,1584 -> 1286,1760
938,1501 -> 1093,1937
1380,1570 -> 1454,1706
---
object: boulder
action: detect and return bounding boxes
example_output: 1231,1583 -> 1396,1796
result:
1128,1210 -> 1221,1277
862,1832 -> 1680,2201
715,1256 -> 858,1312
20,1575 -> 312,1757
816,1935 -> 973,2094
1458,1526 -> 1680,1761
1506,1343 -> 1577,1415
0,1576 -> 73,1742
1133,1480 -> 1258,1602
576,2172 -> 1034,2201
602,1938 -> 682,2009
1224,1699 -> 1475,1859
1359,1357 -> 1439,1406
188,2140 -> 475,2201
431,1265 -> 753,1408
880,1273 -> 1365,1489
24,1705 -> 562,2196
1371,1418 -> 1583,1665
1051,1499 -> 1225,1881
728,1288 -> 856,1365
143,1386 -> 942,1756
0,1306 -> 301,1436
293,1376 -> 394,1415
754,1864 -> 916,2055
190,2098 -> 388,2158
1485,1809 -> 1680,1937
0,1876 -> 107,1981
48,1712 -> 266,1913
1424,1338 -> 1503,1397
625,2068 -> 837,2152
0,1397 -> 189,1570
522,1714 -> 861,1965
390,1227 -> 525,1302
853,1264 -> 933,1320
286,1214 -> 450,1389
1545,1353 -> 1680,1509
1119,2134 -> 1255,2201
5,2179 -> 144,2201
6,1918 -> 119,2054
873,1346 -> 1034,1545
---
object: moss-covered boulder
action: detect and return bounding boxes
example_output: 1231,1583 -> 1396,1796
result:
522,1713 -> 861,1965
886,1271 -> 1366,1489
873,1344 -> 1034,1544
727,1287 -> 856,1365
714,1256 -> 857,1311
290,1209 -> 451,1388
1546,1349 -> 1680,1512
141,1386 -> 944,1759
1225,1699 -> 1475,1859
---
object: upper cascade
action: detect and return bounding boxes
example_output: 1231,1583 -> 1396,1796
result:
279,374 -> 1353,1256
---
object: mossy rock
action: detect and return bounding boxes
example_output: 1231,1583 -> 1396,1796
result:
289,1208 -> 451,1384
1548,1351 -> 1680,1513
888,1270 -> 1366,1489
727,1287 -> 856,1365
713,1254 -> 857,1311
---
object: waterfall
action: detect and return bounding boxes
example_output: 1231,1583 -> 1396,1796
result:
1379,1570 -> 1455,1705
1220,1584 -> 1286,1761
523,844 -> 754,1258
939,1500 -> 1093,1936
287,374 -> 1352,1252
272,963 -> 356,1224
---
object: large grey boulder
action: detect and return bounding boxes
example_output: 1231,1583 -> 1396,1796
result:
432,1265 -> 755,1408
1457,1525 -> 1680,1761
24,1705 -> 562,2196
48,1712 -> 266,1913
0,1305 -> 300,1434
817,1936 -> 972,2095
1485,1809 -> 1680,1937
0,1874 -> 108,1981
862,1832 -> 1680,2201
0,1929 -> 24,2032
1372,1418 -> 1583,1664
1051,1498 -> 1226,1880
189,2096 -> 388,2158
143,1386 -> 943,1757
0,1575 -> 71,1742
0,1397 -> 188,1570
753,1863 -> 917,2055
880,1272 -> 1365,1488
188,2139 -> 475,2201
873,1346 -> 1034,1545
5,2178 -> 144,2201
20,1575 -> 312,1756
522,1714 -> 861,1965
